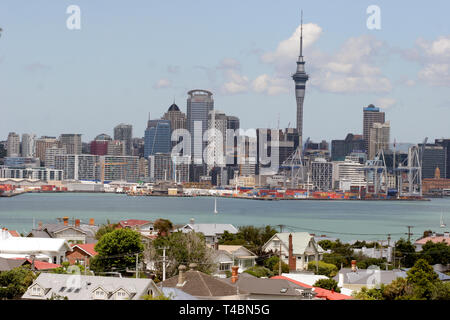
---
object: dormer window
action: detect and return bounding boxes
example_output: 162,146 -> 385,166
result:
115,289 -> 129,300
31,285 -> 43,296
93,288 -> 107,300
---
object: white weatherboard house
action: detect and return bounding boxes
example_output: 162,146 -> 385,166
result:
0,237 -> 72,264
178,223 -> 238,244
262,232 -> 324,271
213,245 -> 257,276
22,273 -> 161,300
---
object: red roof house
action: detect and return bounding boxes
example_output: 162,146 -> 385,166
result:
66,243 -> 98,266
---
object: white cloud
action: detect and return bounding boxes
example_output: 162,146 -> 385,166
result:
376,97 -> 396,109
221,70 -> 249,94
153,78 -> 172,89
252,74 -> 289,95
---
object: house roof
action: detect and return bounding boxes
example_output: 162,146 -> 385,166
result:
118,219 -> 152,228
159,270 -> 243,297
271,276 -> 353,300
279,272 -> 329,286
333,268 -> 407,285
402,267 -> 450,282
160,287 -> 198,300
7,230 -> 20,237
0,237 -> 72,254
414,235 -> 450,245
22,273 -> 157,300
223,276 -> 315,298
0,257 -> 26,271
20,258 -> 61,270
263,232 -> 324,255
217,245 -> 257,258
180,224 -> 238,237
70,243 -> 98,257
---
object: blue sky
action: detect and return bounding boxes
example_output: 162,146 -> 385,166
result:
0,0 -> 449,143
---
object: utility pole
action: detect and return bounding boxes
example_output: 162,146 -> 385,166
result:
406,226 -> 414,242
387,234 -> 391,264
136,253 -> 139,278
276,225 -> 285,233
278,241 -> 282,276
159,246 -> 169,281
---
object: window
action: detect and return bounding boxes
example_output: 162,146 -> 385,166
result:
220,263 -> 232,271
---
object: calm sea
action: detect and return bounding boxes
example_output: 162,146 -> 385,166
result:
1,193 -> 449,242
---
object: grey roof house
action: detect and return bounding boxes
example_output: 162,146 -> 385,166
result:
22,273 -> 161,300
27,219 -> 99,244
178,223 -> 238,244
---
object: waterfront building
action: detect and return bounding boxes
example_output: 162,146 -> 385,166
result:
332,157 -> 365,191
138,157 -> 149,180
101,155 -> 139,182
59,134 -> 82,155
311,158 -> 333,191
35,137 -> 59,164
363,104 -> 385,153
107,140 -> 126,156
6,132 -> 20,157
144,119 -> 171,158
435,138 -> 450,179
21,133 -> 36,158
114,124 -> 133,156
90,134 -> 112,156
132,137 -> 145,158
55,154 -> 98,181
45,146 -> 67,169
419,143 -> 447,179
148,153 -> 189,182
162,103 -> 187,132
303,139 -> 330,165
292,14 -> 309,150
0,166 -> 63,181
368,122 -> 390,160
331,134 -> 365,161
4,157 -> 40,168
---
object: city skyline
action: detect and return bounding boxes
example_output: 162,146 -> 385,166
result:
1,1 -> 449,143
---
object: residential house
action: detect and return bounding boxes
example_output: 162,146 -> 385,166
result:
0,257 -> 61,272
178,223 -> 238,244
220,267 -> 318,300
262,232 -> 325,271
66,243 -> 98,266
27,217 -> 99,244
0,237 -> 72,264
158,264 -> 246,300
22,273 -> 161,300
272,275 -> 353,300
0,257 -> 27,271
212,245 -> 257,276
0,228 -> 21,240
278,272 -> 329,286
414,232 -> 450,251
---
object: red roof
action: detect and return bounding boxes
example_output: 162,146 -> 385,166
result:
271,276 -> 352,300
415,235 -> 450,245
118,219 -> 152,228
70,243 -> 98,256
8,230 -> 20,237
13,258 -> 61,270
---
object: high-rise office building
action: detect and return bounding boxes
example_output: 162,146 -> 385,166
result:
162,103 -> 187,132
90,134 -> 112,156
114,124 -> 133,156
107,140 -> 126,156
21,133 -> 36,157
435,139 -> 450,179
331,133 -> 365,161
292,13 -> 309,149
55,154 -> 99,181
368,122 -> 390,160
311,158 -> 333,191
7,132 -> 20,157
419,144 -> 447,179
207,110 -> 228,169
144,119 -> 172,158
59,134 -> 82,155
45,146 -> 67,169
35,136 -> 59,164
363,104 -> 385,153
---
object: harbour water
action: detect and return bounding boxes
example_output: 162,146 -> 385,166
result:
0,193 -> 449,242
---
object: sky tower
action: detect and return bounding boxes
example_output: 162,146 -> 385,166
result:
292,11 -> 309,149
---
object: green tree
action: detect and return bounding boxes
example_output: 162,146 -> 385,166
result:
421,241 -> 450,265
154,219 -> 173,237
317,240 -> 334,251
308,260 -> 338,277
394,238 -> 417,268
90,228 -> 144,274
382,277 -> 414,300
352,286 -> 384,300
243,266 -> 274,278
406,259 -> 439,300
0,266 -> 36,300
272,261 -> 289,274
313,278 -> 341,293
95,220 -> 119,240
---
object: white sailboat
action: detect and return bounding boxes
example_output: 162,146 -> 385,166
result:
440,213 -> 446,228
214,197 -> 218,214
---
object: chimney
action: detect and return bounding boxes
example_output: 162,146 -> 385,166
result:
38,221 -> 43,229
189,263 -> 197,271
338,273 -> 344,287
63,217 -> 69,226
231,266 -> 239,284
214,242 -> 219,250
189,218 -> 195,225
177,265 -> 187,286
351,260 -> 357,272
89,218 -> 95,226
75,219 -> 80,227
288,233 -> 296,271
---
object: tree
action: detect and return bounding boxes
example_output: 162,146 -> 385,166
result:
382,277 -> 414,300
317,240 -> 333,251
219,225 -> 277,256
154,218 -> 173,237
406,259 -> 439,300
394,238 -> 417,268
95,220 -> 119,240
0,266 -> 36,300
308,260 -> 338,277
243,266 -> 273,278
149,231 -> 215,278
420,241 -> 450,265
313,279 -> 341,293
90,228 -> 144,274
352,286 -> 384,300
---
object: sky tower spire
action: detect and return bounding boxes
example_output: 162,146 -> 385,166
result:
299,10 -> 303,59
